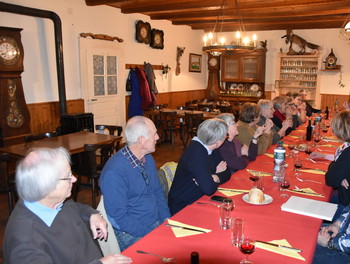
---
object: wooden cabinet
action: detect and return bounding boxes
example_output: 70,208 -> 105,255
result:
220,49 -> 266,103
277,53 -> 320,107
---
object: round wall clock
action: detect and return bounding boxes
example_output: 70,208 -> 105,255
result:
208,54 -> 220,70
135,20 -> 151,44
150,29 -> 164,49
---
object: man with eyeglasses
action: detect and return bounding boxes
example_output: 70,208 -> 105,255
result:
3,147 -> 132,264
100,116 -> 170,251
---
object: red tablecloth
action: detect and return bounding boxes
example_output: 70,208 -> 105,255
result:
122,123 -> 338,264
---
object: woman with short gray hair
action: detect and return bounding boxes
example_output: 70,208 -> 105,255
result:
217,113 -> 258,173
168,118 -> 231,215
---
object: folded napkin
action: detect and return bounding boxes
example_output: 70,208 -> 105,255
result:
264,153 -> 274,158
167,219 -> 211,238
218,187 -> 249,197
299,168 -> 325,175
287,187 -> 324,197
247,169 -> 273,177
295,129 -> 305,132
255,239 -> 305,261
286,135 -> 300,139
318,144 -> 338,148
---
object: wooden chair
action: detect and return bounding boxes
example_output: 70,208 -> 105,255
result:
0,153 -> 17,214
24,131 -> 57,142
73,140 -> 114,208
183,112 -> 204,146
95,125 -> 123,151
159,110 -> 182,146
217,104 -> 232,113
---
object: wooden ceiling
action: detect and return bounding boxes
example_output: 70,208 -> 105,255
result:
85,0 -> 350,32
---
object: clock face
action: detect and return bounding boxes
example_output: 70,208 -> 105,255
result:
0,36 -> 20,65
327,58 -> 335,65
209,57 -> 218,67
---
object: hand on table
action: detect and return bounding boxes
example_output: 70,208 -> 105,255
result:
101,254 -> 132,264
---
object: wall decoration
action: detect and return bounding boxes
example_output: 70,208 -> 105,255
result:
80,32 -> 123,42
135,20 -> 151,44
150,29 -> 164,49
175,47 -> 185,76
281,29 -> 320,55
189,53 -> 202,73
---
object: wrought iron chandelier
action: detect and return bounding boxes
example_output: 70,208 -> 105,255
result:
202,0 -> 257,56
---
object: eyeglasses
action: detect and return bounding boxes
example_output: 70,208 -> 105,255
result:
60,171 -> 74,181
229,121 -> 236,126
141,170 -> 149,186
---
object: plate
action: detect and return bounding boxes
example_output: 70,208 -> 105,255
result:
237,84 -> 244,89
250,84 -> 260,92
230,83 -> 237,89
242,194 -> 273,205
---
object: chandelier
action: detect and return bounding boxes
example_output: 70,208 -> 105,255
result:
202,0 -> 257,56
340,16 -> 350,41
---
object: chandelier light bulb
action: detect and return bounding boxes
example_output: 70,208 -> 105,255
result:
203,35 -> 208,46
220,37 -> 226,45
243,37 -> 250,46
345,21 -> 350,31
252,34 -> 257,47
208,32 -> 213,39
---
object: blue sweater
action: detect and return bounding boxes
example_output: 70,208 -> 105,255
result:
168,140 -> 231,215
100,149 -> 170,237
333,204 -> 350,252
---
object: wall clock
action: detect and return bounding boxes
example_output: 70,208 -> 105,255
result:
150,29 -> 164,49
0,26 -> 31,145
324,48 -> 337,69
135,20 -> 151,44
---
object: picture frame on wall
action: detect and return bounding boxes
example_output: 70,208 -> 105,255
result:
189,53 -> 202,73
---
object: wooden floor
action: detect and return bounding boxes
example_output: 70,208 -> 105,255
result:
0,137 -> 185,263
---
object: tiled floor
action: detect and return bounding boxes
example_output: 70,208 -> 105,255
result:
0,137 -> 185,263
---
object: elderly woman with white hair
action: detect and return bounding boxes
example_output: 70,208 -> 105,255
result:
217,113 -> 259,173
168,118 -> 231,215
3,147 -> 132,264
257,99 -> 292,144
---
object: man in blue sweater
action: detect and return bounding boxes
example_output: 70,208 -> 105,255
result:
168,118 -> 231,215
100,116 -> 170,251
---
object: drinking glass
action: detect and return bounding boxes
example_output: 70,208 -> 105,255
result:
219,199 -> 234,229
249,173 -> 260,188
288,144 -> 295,158
294,155 -> 302,176
279,175 -> 290,198
305,143 -> 313,155
239,237 -> 255,264
313,133 -> 321,144
231,217 -> 244,247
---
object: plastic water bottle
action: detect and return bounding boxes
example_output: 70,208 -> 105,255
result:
273,141 -> 286,183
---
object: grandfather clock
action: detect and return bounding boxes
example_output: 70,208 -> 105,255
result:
0,26 -> 30,146
206,54 -> 220,100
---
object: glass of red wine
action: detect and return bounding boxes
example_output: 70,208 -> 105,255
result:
279,176 -> 290,198
249,173 -> 260,188
294,155 -> 302,176
305,143 -> 313,155
288,144 -> 295,158
239,237 -> 255,264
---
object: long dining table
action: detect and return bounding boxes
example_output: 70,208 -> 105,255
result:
122,119 -> 340,263
0,131 -> 121,159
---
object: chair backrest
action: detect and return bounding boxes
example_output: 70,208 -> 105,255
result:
97,196 -> 121,256
0,153 -> 10,190
159,111 -> 178,129
24,132 -> 57,142
157,161 -> 177,199
95,125 -> 123,136
184,112 -> 203,133
83,140 -> 115,177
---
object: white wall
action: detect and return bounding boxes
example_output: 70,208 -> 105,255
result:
1,0 -> 350,105
0,0 -> 206,104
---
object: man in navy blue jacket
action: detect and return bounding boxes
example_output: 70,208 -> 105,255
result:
168,118 -> 231,215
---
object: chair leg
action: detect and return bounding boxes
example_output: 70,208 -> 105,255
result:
7,191 -> 14,214
92,178 -> 96,208
73,175 -> 81,202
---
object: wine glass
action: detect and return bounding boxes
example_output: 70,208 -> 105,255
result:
249,173 -> 260,188
294,155 -> 302,176
313,133 -> 321,144
279,176 -> 290,198
288,144 -> 295,158
239,237 -> 255,264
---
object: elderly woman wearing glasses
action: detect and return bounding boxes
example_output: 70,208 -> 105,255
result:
217,113 -> 259,173
3,147 -> 132,264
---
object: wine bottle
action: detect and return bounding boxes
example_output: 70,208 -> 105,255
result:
191,251 -> 199,264
325,106 -> 329,120
306,120 -> 312,141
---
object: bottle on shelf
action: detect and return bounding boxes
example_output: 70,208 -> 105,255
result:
191,251 -> 199,264
306,120 -> 313,141
324,106 -> 329,120
273,141 -> 286,183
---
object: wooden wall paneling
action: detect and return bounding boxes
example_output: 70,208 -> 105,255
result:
320,94 -> 349,111
27,99 -> 84,135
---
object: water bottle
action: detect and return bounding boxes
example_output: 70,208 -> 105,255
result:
273,141 -> 286,183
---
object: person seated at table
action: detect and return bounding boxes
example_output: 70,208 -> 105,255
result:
286,92 -> 307,123
3,147 -> 132,264
324,110 -> 350,208
257,99 -> 292,145
217,113 -> 260,173
100,116 -> 170,251
313,204 -> 350,264
299,89 -> 321,117
168,118 -> 231,215
271,96 -> 301,136
235,102 -> 274,155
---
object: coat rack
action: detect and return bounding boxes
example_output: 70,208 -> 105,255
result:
125,63 -> 164,70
